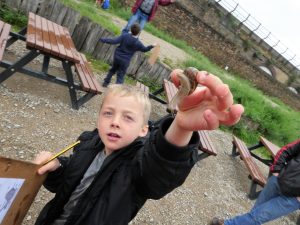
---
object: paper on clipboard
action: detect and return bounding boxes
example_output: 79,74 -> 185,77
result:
0,157 -> 46,225
148,44 -> 160,66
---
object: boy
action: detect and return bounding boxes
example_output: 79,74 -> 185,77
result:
100,23 -> 154,87
34,69 -> 244,225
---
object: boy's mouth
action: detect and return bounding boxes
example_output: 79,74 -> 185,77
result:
107,132 -> 121,139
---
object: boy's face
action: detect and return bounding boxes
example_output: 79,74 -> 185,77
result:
97,93 -> 148,155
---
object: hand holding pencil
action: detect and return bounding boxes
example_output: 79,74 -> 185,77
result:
33,141 -> 80,175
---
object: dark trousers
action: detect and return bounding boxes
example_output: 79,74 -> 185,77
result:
103,58 -> 129,85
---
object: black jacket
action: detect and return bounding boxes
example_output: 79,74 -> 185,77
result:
35,117 -> 199,225
270,138 -> 300,196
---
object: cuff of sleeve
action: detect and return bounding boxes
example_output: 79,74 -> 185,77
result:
155,116 -> 200,161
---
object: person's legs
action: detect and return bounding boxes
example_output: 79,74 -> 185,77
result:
115,62 -> 128,84
122,10 -> 142,33
103,60 -> 119,86
253,175 -> 281,208
224,195 -> 300,225
137,12 -> 149,31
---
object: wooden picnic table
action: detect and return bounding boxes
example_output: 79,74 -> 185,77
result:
0,13 -> 102,109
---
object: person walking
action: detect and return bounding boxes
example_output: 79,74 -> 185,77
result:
122,0 -> 176,33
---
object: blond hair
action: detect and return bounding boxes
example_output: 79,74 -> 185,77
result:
101,84 -> 151,124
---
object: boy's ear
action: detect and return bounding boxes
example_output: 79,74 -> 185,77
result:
139,124 -> 149,137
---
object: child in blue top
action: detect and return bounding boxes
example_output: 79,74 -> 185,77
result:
100,23 -> 154,87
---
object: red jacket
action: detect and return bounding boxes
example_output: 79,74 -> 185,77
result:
131,0 -> 173,21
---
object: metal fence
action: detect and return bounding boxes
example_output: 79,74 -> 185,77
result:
215,0 -> 300,70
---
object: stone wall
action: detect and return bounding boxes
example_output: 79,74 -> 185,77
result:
123,0 -> 300,110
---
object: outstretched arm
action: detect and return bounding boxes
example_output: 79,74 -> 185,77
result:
165,69 -> 244,147
100,35 -> 123,45
159,0 -> 176,6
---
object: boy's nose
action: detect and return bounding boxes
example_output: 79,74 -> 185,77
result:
111,116 -> 121,128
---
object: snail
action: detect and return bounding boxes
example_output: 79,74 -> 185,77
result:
169,67 -> 198,114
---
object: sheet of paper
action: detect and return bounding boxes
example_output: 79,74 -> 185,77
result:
0,178 -> 24,223
148,45 -> 160,66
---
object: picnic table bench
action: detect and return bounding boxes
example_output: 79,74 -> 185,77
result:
162,78 -> 217,160
248,136 -> 280,159
0,13 -> 102,109
232,135 -> 267,199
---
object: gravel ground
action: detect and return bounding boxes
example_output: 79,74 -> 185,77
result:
1,41 -> 299,225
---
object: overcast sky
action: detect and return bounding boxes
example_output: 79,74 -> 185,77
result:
221,0 -> 300,66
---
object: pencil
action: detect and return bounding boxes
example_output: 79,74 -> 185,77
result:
42,140 -> 81,166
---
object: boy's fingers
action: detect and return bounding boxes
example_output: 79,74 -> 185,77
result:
195,71 -> 223,94
220,104 -> 244,126
203,109 -> 219,130
215,84 -> 233,111
37,160 -> 59,175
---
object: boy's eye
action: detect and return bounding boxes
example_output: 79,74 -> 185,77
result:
124,115 -> 134,121
103,111 -> 113,116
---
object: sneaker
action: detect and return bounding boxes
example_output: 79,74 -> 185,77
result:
209,217 -> 224,225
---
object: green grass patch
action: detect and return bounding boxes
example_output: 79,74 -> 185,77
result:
0,5 -> 27,30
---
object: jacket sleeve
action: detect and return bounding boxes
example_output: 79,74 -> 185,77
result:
100,35 -> 123,45
134,115 -> 199,199
42,156 -> 70,193
159,0 -> 173,6
270,139 -> 300,173
42,130 -> 98,193
135,40 -> 154,52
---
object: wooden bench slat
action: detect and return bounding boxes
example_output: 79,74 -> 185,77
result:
40,17 -> 51,53
0,21 -> 11,61
52,23 -> 67,59
57,25 -> 74,62
26,13 -> 36,48
233,136 -> 266,186
80,53 -> 102,92
79,53 -> 100,93
46,20 -> 60,56
260,136 -> 280,158
63,27 -> 81,63
163,79 -> 178,112
34,14 -> 44,51
198,131 -> 217,156
79,61 -> 97,93
74,53 -> 102,94
75,63 -> 91,92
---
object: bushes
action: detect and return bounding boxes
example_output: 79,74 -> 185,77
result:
0,5 -> 27,29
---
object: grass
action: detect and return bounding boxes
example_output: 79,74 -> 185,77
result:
0,5 -> 27,30
3,1 -> 300,153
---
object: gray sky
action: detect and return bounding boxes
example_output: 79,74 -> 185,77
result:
221,0 -> 300,66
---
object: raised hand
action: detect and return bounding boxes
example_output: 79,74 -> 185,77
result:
170,69 -> 244,131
